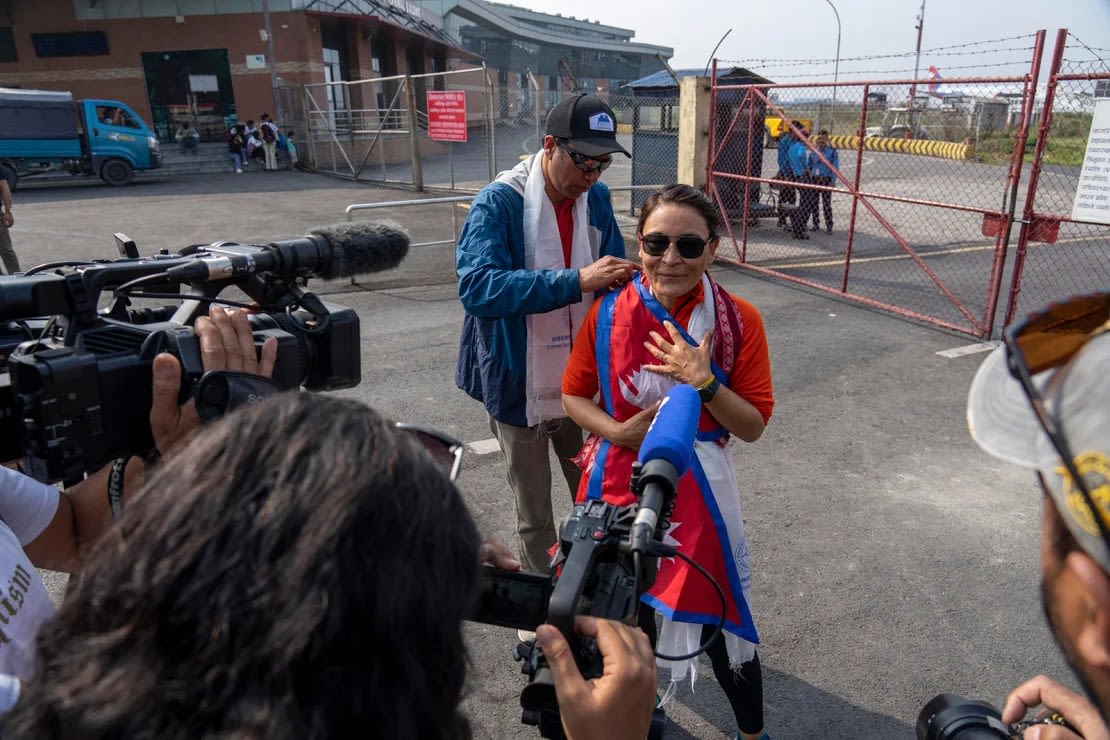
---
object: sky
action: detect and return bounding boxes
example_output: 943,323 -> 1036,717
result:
506,0 -> 1110,83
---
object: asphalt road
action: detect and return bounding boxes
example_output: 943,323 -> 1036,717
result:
8,172 -> 1080,739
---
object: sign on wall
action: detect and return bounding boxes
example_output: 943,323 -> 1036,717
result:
427,90 -> 467,143
1072,99 -> 1110,225
245,54 -> 266,70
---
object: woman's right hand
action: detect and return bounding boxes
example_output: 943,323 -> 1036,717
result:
609,402 -> 660,451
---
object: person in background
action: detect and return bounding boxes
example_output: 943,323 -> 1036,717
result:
284,130 -> 299,169
454,94 -> 637,631
227,124 -> 246,174
0,177 -> 19,274
259,113 -> 280,171
967,292 -> 1110,738
786,123 -> 814,240
807,129 -> 839,234
561,184 -> 775,740
774,127 -> 795,229
174,121 -> 200,156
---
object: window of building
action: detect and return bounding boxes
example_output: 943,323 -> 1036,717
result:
0,28 -> 16,63
31,31 -> 110,57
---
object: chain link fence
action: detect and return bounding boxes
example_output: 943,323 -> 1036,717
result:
1002,31 -> 1110,326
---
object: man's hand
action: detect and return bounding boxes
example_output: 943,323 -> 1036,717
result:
1001,675 -> 1109,740
538,616 -> 656,740
149,306 -> 277,457
2,211 -> 12,228
479,539 -> 521,570
578,256 -> 637,294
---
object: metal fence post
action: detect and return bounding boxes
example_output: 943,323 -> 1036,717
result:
405,75 -> 424,192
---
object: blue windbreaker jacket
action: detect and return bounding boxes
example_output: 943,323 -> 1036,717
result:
455,160 -> 625,426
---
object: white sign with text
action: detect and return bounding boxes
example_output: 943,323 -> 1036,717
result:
1072,99 -> 1110,225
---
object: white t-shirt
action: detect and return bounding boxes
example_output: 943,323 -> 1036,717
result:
0,466 -> 60,680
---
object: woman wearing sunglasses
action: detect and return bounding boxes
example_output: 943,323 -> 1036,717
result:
562,184 -> 775,740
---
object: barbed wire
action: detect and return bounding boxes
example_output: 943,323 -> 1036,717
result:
1064,33 -> 1109,64
746,59 -> 1034,80
719,33 -> 1038,68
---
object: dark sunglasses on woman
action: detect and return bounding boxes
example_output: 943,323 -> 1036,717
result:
639,233 -> 711,259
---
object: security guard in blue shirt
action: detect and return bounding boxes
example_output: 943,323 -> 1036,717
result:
775,129 -> 795,228
807,129 -> 840,233
786,123 -> 815,239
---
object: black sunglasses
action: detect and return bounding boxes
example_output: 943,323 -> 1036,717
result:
1003,292 -> 1110,541
639,233 -> 712,259
395,422 -> 464,483
556,139 -> 611,174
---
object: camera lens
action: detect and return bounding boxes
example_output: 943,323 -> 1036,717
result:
916,693 -> 1012,740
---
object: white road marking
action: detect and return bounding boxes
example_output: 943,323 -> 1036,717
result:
936,341 -> 999,359
467,438 -> 502,455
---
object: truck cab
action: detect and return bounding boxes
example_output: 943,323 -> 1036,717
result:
0,88 -> 161,189
81,99 -> 162,185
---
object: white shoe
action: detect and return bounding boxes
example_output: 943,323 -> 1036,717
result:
517,629 -> 536,643
235,168 -> 242,173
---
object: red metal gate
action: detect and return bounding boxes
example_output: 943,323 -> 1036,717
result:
1003,29 -> 1110,327
705,32 -> 1095,338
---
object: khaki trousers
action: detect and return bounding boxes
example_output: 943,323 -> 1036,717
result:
488,415 -> 584,573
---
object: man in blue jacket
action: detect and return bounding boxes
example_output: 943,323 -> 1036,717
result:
786,123 -> 814,240
808,129 -> 839,233
775,129 -> 794,229
455,95 -> 637,589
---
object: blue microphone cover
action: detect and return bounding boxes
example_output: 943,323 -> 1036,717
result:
637,384 -> 701,476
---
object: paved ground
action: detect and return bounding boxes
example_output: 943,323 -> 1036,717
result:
8,171 -> 1079,739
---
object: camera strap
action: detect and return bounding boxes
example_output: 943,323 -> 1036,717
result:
194,371 -> 282,423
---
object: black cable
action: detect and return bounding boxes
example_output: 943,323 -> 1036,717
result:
23,260 -> 98,276
651,549 -> 727,663
112,290 -> 258,311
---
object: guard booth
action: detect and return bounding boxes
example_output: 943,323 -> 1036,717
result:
707,68 -> 773,222
624,67 -> 773,212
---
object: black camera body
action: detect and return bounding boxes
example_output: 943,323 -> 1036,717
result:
0,235 -> 364,483
473,495 -> 668,740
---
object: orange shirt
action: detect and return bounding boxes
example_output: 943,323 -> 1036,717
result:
561,280 -> 775,424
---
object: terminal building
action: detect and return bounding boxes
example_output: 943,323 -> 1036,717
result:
0,0 -> 671,141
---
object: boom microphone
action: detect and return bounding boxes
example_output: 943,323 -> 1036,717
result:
631,383 -> 701,552
165,220 -> 410,282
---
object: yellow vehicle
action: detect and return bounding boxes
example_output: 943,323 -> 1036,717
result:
764,116 -> 813,148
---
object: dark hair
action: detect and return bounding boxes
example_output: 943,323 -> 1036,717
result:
817,129 -> 829,136
10,393 -> 480,740
636,184 -> 725,239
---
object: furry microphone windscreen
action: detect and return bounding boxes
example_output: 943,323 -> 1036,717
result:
310,221 -> 411,280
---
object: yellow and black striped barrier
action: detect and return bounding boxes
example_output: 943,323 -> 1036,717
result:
827,134 -> 972,161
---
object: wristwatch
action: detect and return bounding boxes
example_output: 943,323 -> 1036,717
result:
695,375 -> 721,403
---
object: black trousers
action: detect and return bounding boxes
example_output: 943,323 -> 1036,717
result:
638,603 -> 765,735
811,175 -> 833,228
791,174 -> 817,237
775,170 -> 795,226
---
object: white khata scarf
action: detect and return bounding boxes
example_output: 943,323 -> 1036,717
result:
519,152 -> 597,426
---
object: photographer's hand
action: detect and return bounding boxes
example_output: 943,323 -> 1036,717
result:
538,616 -> 656,740
479,539 -> 521,570
1002,675 -> 1108,740
150,307 -> 277,457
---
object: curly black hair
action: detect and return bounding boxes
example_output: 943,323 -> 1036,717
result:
9,392 -> 480,740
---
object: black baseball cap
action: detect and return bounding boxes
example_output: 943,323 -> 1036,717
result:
545,95 -> 631,158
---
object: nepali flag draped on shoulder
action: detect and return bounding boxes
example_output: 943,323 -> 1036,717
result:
573,272 -> 758,684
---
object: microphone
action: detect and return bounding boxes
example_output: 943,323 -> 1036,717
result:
631,383 -> 701,553
165,220 -> 410,282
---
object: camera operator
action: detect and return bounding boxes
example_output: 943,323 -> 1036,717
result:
966,293 -> 1110,739
0,307 -> 275,691
6,392 -> 656,738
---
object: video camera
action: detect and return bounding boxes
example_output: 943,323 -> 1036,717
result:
471,385 -> 728,740
0,221 -> 409,483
